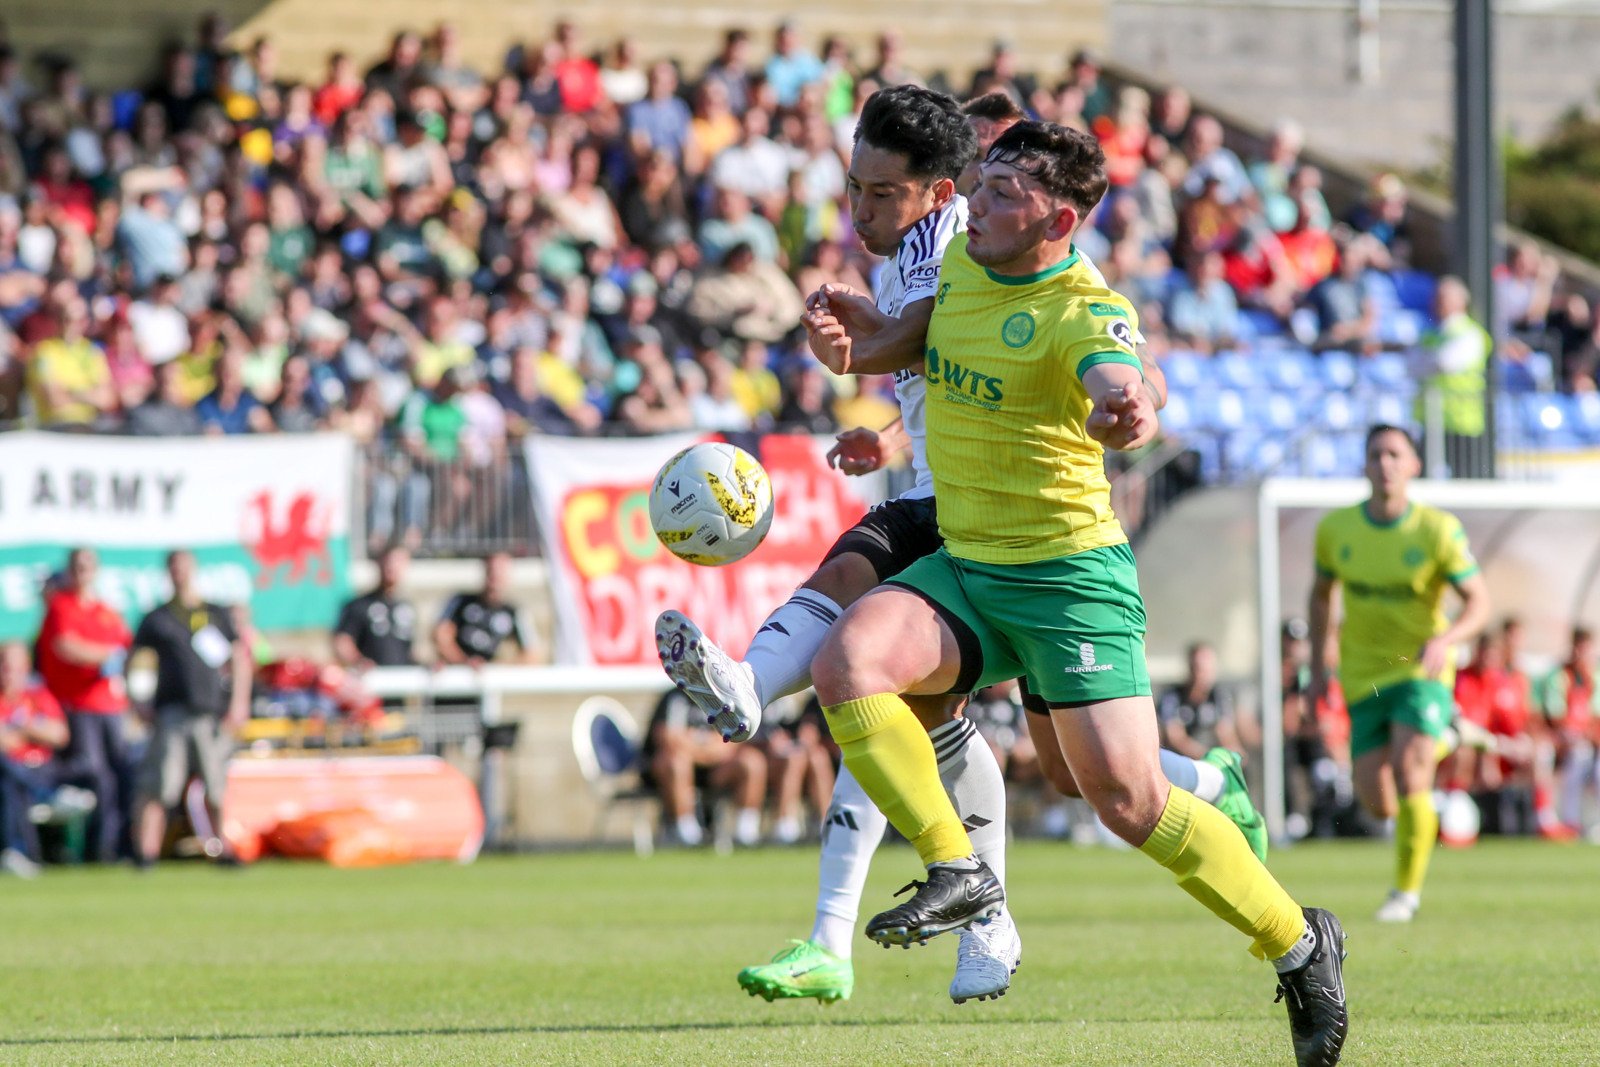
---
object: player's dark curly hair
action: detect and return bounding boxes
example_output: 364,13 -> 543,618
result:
985,120 -> 1109,218
854,84 -> 977,184
1365,422 -> 1421,455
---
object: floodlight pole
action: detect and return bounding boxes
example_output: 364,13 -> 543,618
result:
1453,0 -> 1498,476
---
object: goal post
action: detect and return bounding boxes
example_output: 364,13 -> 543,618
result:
1255,476 -> 1600,840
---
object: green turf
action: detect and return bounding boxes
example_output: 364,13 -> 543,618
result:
1,838 -> 1597,1065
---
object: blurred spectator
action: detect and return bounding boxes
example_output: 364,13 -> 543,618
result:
968,40 -> 1034,106
1180,114 -> 1248,204
197,346 -> 273,434
686,242 -> 803,345
126,274 -> 191,367
644,687 -> 767,847
1345,173 -> 1412,264
1495,240 -> 1559,343
599,38 -> 648,108
1537,626 -> 1598,836
495,343 -> 600,436
626,62 -> 692,164
1247,119 -> 1305,233
864,31 -> 918,89
34,547 -> 132,862
433,552 -> 539,665
708,106 -> 791,212
116,191 -> 188,290
1157,642 -> 1248,757
701,29 -> 754,117
333,545 -> 418,668
1410,276 -> 1491,476
123,359 -> 201,436
1280,619 -> 1354,840
1166,251 -> 1238,353
765,22 -> 825,107
775,361 -> 838,434
0,641 -> 74,876
130,550 -> 250,868
699,186 -> 780,267
1306,235 -> 1383,351
757,697 -> 835,844
27,293 -> 113,429
1276,192 -> 1338,293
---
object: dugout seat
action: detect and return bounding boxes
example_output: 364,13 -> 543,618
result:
571,696 -> 658,857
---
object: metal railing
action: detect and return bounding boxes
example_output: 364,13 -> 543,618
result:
360,443 -> 540,559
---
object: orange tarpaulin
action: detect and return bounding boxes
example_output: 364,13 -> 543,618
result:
222,756 -> 484,865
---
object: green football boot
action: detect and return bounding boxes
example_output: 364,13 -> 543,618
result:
737,940 -> 854,1004
1205,747 -> 1270,863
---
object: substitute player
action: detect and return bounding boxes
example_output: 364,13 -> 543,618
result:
1311,424 -> 1491,923
807,122 -> 1348,1067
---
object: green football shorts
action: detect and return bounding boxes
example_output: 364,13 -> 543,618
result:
1347,678 -> 1456,759
886,542 -> 1152,706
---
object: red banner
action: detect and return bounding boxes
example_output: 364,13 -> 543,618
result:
527,434 -> 884,666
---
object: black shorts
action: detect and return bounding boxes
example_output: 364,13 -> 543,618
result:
821,494 -> 942,584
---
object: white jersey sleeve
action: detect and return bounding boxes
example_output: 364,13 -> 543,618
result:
879,196 -> 966,499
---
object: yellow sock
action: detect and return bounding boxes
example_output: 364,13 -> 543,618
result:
1395,791 -> 1438,896
1139,785 -> 1307,961
823,693 -> 971,865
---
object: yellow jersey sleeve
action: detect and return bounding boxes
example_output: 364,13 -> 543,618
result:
1433,512 -> 1479,584
1064,296 -> 1144,382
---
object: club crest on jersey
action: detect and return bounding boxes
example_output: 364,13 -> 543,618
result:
1002,312 -> 1035,349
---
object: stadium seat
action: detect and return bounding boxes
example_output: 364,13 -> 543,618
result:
1262,392 -> 1300,431
1377,309 -> 1426,347
571,696 -> 658,857
1301,436 -> 1343,478
1318,351 -> 1357,389
1162,352 -> 1204,392
1265,349 -> 1316,391
1500,353 -> 1556,395
1160,392 -> 1193,433
1321,392 -> 1355,431
1569,393 -> 1600,443
1362,352 -> 1411,388
1212,352 -> 1254,390
1366,390 -> 1410,427
1194,388 -> 1247,431
1394,270 -> 1438,314
1237,308 -> 1286,340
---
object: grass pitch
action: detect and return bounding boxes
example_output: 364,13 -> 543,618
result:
1,838 -> 1597,1065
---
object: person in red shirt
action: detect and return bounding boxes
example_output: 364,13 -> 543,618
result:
312,51 -> 364,126
551,21 -> 603,114
0,641 -> 71,874
34,547 -> 132,862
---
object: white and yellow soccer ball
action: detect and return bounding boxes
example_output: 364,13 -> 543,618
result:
649,442 -> 775,566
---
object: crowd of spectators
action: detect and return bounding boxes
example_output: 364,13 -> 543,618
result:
2,18 -> 1596,543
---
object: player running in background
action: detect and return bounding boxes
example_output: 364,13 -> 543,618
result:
808,122 -> 1347,1066
1310,424 -> 1491,924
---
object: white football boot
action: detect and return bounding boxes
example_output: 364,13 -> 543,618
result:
1374,890 -> 1420,923
949,906 -> 1022,1003
655,610 -> 763,742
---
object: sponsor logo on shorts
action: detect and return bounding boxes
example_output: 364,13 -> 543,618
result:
1065,641 -> 1116,674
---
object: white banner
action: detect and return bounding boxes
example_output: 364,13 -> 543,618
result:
0,432 -> 353,637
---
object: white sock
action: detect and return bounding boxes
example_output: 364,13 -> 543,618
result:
735,807 -> 762,846
1272,920 -> 1318,973
773,815 -> 802,844
742,589 -> 843,706
674,814 -> 703,846
931,717 -> 1007,887
1160,748 -> 1226,804
810,766 -> 887,958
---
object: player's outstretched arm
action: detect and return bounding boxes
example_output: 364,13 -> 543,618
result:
1083,362 -> 1159,451
803,287 -> 932,377
1307,573 -> 1337,705
826,419 -> 910,476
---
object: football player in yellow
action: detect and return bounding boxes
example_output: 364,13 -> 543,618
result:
807,122 -> 1347,1067
1310,424 -> 1491,924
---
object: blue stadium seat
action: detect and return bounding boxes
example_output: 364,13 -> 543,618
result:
1162,353 -> 1204,392
1194,389 -> 1247,431
1160,392 -> 1193,433
1366,391 -> 1410,427
1301,436 -> 1343,478
1265,349 -> 1316,392
1362,353 -> 1411,388
1263,392 -> 1300,431
1321,392 -> 1355,431
1394,271 -> 1437,314
1377,309 -> 1426,347
1237,308 -> 1287,340
1212,352 -> 1254,390
1569,393 -> 1600,444
1319,351 -> 1357,389
1500,353 -> 1556,395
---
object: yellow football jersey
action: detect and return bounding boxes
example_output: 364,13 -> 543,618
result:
923,235 -> 1143,564
1314,502 -> 1479,698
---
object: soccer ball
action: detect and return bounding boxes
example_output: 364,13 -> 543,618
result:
649,442 -> 774,566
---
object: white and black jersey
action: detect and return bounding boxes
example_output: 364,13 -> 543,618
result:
877,195 -> 967,501
439,593 -> 531,661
